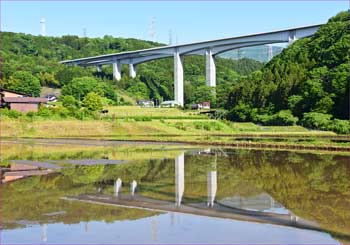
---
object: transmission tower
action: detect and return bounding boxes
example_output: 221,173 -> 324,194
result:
149,17 -> 156,42
168,29 -> 173,45
40,17 -> 46,36
83,28 -> 87,38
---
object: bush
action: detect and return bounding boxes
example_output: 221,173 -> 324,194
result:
134,116 -> 152,121
271,110 -> 298,126
330,119 -> 350,134
255,114 -> 273,125
227,103 -> 252,122
72,109 -> 86,120
1,108 -> 21,119
37,107 -> 53,118
53,106 -> 71,119
26,111 -> 36,119
254,110 -> 298,126
301,112 -> 332,130
82,92 -> 103,111
61,95 -> 78,109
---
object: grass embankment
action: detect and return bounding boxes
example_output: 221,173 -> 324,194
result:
0,140 -> 191,167
1,106 -> 349,152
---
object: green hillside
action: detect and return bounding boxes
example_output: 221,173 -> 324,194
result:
0,31 -> 262,106
225,11 -> 350,133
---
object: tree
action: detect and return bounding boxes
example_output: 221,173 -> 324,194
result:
61,76 -> 100,101
224,11 -> 350,132
193,86 -> 216,106
38,72 -> 60,88
61,95 -> 78,110
126,81 -> 150,100
4,71 -> 41,96
82,92 -> 103,111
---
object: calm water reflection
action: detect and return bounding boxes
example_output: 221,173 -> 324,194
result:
1,140 -> 349,244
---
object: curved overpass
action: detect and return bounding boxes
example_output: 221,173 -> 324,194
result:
61,24 -> 322,106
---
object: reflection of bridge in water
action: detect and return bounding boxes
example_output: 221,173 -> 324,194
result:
63,150 -> 326,233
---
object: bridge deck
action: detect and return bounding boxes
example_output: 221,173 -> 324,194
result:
62,193 -> 323,233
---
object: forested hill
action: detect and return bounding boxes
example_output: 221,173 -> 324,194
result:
0,31 -> 262,106
225,11 -> 350,133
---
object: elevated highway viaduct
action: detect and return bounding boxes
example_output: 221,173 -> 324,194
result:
61,24 -> 322,106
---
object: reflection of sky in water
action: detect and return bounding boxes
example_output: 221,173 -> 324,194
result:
3,143 -> 350,244
220,193 -> 290,215
2,212 -> 336,244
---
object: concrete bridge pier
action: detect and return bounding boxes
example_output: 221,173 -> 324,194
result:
288,30 -> 298,44
114,178 -> 122,197
206,48 -> 216,87
207,171 -> 217,207
129,64 -> 137,78
113,61 -> 122,81
96,65 -> 102,73
174,49 -> 184,106
175,152 -> 185,206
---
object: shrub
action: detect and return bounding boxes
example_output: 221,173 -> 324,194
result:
301,112 -> 332,130
26,111 -> 36,120
330,119 -> 350,134
82,92 -> 103,111
56,106 -> 70,119
1,108 -> 21,119
73,109 -> 86,120
255,114 -> 273,125
61,95 -> 78,109
37,107 -> 53,118
254,110 -> 298,126
270,110 -> 298,126
134,116 -> 152,122
227,103 -> 252,122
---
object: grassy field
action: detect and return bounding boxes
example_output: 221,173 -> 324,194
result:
1,106 -> 349,152
105,106 -> 206,119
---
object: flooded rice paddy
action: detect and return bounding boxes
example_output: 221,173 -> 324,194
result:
1,139 -> 349,244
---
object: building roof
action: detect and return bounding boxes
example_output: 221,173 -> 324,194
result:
0,88 -> 29,96
3,97 -> 48,103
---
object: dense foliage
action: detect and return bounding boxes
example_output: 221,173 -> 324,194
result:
225,11 -> 350,133
0,31 -> 262,107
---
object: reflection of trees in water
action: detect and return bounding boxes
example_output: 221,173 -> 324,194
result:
1,173 -> 158,230
2,148 -> 349,241
98,150 -> 350,240
223,150 -> 350,239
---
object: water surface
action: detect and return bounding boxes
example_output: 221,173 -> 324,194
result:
1,139 -> 349,244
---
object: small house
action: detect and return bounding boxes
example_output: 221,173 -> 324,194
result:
137,100 -> 154,108
160,100 -> 181,108
191,102 -> 210,110
202,102 -> 211,109
3,97 -> 48,113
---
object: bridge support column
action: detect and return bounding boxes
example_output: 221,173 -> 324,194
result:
207,170 -> 217,207
288,30 -> 297,44
206,48 -> 216,87
113,61 -> 122,81
129,64 -> 137,78
175,152 -> 185,206
96,65 -> 102,73
174,49 -> 184,106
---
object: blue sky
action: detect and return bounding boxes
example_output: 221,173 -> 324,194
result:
2,1 -> 349,44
